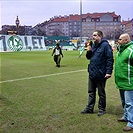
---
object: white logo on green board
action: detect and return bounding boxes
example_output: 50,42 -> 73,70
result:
7,36 -> 23,51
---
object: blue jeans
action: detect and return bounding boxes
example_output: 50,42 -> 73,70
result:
122,90 -> 133,128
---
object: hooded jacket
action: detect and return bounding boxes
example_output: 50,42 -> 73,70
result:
115,41 -> 133,90
86,39 -> 114,80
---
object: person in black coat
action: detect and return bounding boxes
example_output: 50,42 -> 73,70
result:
81,30 -> 114,116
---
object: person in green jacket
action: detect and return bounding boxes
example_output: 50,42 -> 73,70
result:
78,46 -> 85,58
115,33 -> 133,131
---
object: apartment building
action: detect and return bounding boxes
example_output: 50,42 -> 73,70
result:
34,12 -> 121,39
121,20 -> 128,33
2,12 -> 132,40
34,15 -> 69,36
82,12 -> 121,39
68,14 -> 81,37
120,19 -> 133,40
48,15 -> 69,36
125,19 -> 133,40
1,25 -> 32,35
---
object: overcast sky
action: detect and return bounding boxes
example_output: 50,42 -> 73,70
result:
0,0 -> 133,28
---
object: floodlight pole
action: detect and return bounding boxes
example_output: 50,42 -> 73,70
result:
80,0 -> 82,46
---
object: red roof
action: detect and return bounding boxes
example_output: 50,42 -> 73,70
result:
121,21 -> 128,25
86,12 -> 118,18
51,16 -> 69,22
69,14 -> 81,21
49,12 -> 119,22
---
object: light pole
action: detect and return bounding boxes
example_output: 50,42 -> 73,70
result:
15,16 -> 20,35
80,0 -> 82,46
114,28 -> 116,42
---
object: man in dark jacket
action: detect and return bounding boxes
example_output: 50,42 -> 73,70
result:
81,30 -> 114,116
52,41 -> 63,68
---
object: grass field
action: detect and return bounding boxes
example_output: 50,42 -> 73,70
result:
0,50 -> 126,133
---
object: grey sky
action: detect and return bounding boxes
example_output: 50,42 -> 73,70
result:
0,0 -> 133,28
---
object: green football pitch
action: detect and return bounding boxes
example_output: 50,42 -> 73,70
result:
0,51 -> 125,133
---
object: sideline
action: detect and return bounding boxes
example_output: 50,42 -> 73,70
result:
0,69 -> 87,84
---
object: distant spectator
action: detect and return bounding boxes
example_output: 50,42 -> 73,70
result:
78,46 -> 85,58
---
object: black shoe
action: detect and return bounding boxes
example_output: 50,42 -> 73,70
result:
81,108 -> 94,114
98,110 -> 106,116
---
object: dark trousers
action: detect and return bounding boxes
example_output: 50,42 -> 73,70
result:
119,89 -> 125,108
54,55 -> 61,66
86,77 -> 107,112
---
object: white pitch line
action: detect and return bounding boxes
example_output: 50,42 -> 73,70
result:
0,69 -> 86,84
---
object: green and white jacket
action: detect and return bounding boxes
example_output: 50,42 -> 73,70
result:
115,41 -> 133,90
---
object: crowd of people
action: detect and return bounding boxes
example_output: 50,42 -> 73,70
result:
51,31 -> 133,131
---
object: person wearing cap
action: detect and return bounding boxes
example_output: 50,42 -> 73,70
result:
51,41 -> 63,68
115,33 -> 133,131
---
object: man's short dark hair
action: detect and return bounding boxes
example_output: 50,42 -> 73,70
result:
95,30 -> 103,38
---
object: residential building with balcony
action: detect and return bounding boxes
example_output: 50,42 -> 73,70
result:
125,19 -> 133,40
34,12 -> 121,40
82,12 -> 121,39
